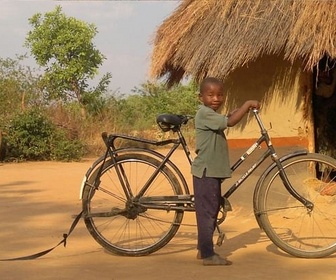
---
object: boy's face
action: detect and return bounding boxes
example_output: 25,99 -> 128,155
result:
199,83 -> 224,111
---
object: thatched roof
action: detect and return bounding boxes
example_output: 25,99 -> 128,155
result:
150,0 -> 336,85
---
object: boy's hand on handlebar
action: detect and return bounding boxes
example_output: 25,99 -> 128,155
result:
227,100 -> 261,127
248,100 -> 261,110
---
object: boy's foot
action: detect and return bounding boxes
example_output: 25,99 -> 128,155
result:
203,254 -> 232,266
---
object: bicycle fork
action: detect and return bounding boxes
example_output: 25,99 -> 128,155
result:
273,155 -> 314,211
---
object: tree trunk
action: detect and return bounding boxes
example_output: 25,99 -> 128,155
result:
72,80 -> 86,119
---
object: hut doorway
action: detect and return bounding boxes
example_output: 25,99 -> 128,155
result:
313,57 -> 336,159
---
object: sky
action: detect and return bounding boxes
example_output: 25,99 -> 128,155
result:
0,0 -> 180,94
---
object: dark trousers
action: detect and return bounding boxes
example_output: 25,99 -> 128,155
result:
193,174 -> 222,259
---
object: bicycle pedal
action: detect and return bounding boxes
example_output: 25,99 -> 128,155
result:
216,232 -> 225,246
222,197 -> 232,211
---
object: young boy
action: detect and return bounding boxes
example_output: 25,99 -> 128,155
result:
191,77 -> 260,266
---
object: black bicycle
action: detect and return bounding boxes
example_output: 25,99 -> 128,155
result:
80,109 -> 336,258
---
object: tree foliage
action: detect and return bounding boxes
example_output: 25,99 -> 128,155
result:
0,56 -> 41,128
24,5 -> 111,112
115,81 -> 199,130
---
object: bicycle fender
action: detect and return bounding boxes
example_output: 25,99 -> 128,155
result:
79,155 -> 106,200
252,149 -> 308,228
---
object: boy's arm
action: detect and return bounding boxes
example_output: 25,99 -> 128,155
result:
227,100 -> 260,127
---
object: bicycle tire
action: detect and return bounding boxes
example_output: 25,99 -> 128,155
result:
257,153 -> 336,258
82,153 -> 184,256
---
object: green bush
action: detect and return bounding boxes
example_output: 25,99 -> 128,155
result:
50,129 -> 84,161
5,109 -> 83,161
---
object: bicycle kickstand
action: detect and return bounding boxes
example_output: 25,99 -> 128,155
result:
216,225 -> 225,246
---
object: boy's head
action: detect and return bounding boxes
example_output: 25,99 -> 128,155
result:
199,77 -> 224,111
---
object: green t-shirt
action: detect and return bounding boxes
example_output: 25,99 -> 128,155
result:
191,105 -> 231,179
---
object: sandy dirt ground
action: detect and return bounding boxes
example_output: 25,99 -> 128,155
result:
1,147 -> 336,280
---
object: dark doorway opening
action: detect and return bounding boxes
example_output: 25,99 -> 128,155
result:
313,55 -> 336,159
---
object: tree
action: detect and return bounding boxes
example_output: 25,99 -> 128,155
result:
24,6 -> 111,117
0,56 -> 41,125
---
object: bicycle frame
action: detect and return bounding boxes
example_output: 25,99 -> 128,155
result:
83,110 -> 313,213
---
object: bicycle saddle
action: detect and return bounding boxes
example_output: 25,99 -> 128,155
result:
156,114 -> 187,132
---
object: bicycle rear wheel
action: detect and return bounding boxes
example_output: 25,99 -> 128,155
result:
82,153 -> 184,256
257,153 -> 336,258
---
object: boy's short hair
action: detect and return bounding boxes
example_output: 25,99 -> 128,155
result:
200,77 -> 223,93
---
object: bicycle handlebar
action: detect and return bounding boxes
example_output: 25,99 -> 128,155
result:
251,108 -> 267,132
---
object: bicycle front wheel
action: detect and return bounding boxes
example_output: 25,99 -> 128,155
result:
82,153 -> 184,256
257,153 -> 336,258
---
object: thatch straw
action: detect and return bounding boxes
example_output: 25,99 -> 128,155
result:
150,0 -> 336,85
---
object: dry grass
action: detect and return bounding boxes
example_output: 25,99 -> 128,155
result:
46,105 -> 196,157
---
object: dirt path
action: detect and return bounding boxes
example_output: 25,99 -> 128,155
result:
1,149 -> 336,279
